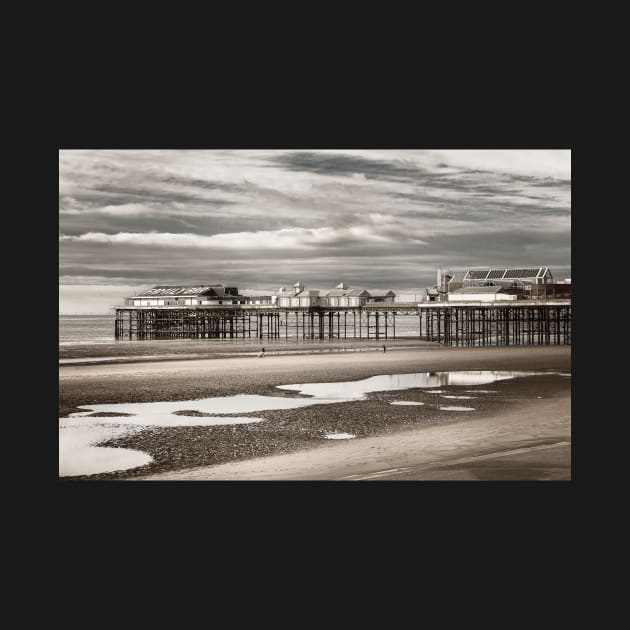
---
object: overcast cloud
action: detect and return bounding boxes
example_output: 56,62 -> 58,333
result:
59,149 -> 571,313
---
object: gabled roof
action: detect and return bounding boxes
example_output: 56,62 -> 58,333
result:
132,285 -> 222,298
326,289 -> 371,297
294,289 -> 320,297
370,290 -> 396,297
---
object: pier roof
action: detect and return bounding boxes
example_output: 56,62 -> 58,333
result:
464,267 -> 551,281
326,289 -> 370,297
370,290 -> 397,297
132,285 -> 223,297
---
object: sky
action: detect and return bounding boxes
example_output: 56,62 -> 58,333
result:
59,149 -> 571,314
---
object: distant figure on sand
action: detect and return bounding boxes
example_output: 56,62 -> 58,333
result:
383,345 -> 387,353
258,347 -> 266,358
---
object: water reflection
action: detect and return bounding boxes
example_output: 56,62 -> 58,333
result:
60,369 -> 553,477
390,401 -> 425,406
68,394 -> 328,420
59,423 -> 152,477
278,370 -> 541,398
465,390 -> 497,393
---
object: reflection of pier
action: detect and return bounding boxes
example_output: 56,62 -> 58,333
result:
114,301 -> 571,346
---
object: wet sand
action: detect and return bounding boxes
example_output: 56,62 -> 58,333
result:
59,337 -> 436,361
136,394 -> 569,480
59,345 -> 569,409
59,345 -> 571,480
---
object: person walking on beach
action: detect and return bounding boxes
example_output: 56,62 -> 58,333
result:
383,345 -> 387,353
258,346 -> 266,358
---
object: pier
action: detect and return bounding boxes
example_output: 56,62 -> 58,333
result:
114,301 -> 571,346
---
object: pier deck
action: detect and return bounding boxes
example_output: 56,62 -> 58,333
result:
114,300 -> 571,346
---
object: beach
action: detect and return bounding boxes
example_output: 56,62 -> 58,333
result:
138,395 -> 570,481
59,344 -> 571,480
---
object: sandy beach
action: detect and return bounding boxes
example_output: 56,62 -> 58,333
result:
59,344 -> 571,480
137,395 -> 570,480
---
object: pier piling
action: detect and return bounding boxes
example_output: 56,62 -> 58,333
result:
114,302 -> 571,346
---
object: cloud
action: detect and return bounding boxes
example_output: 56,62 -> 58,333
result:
59,226 -> 398,250
59,149 -> 571,312
271,150 -> 571,182
272,151 -> 423,183
60,203 -> 154,216
431,150 -> 571,179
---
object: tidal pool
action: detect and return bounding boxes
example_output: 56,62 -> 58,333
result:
465,390 -> 498,393
389,401 -> 425,406
60,369 -> 555,477
59,423 -> 152,477
277,370 -> 542,399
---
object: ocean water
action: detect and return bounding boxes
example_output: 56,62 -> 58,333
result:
59,315 -> 116,345
59,313 -> 425,346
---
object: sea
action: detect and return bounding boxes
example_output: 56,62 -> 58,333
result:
59,315 -> 116,345
59,313 -> 425,345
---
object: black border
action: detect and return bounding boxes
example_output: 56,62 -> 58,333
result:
43,98 -> 580,547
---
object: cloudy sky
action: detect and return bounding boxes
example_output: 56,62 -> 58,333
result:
59,149 -> 571,314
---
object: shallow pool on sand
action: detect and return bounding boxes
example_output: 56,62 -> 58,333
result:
58,423 -> 152,477
59,369 -> 560,477
389,401 -> 425,406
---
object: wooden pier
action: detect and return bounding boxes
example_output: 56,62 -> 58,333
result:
114,301 -> 571,346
